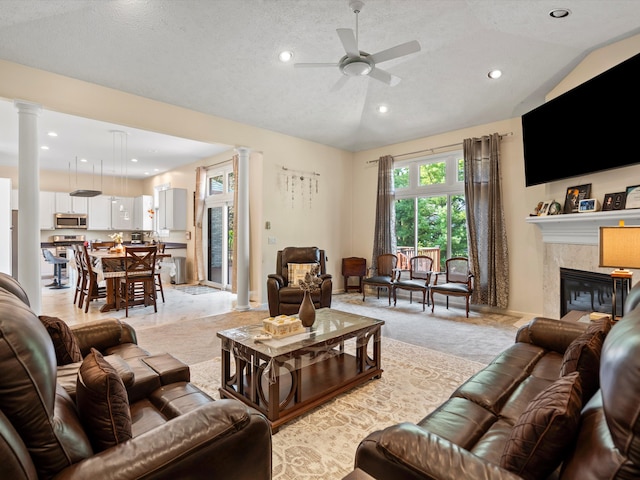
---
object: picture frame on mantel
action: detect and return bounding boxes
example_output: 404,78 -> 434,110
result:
563,184 -> 591,214
625,185 -> 640,209
602,192 -> 626,211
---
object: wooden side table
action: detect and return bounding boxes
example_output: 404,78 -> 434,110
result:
342,257 -> 367,293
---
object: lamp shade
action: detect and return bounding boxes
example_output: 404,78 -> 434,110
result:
599,226 -> 640,270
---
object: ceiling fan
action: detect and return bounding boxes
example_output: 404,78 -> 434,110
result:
294,0 -> 421,89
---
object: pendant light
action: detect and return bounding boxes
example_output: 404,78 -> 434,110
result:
69,156 -> 103,197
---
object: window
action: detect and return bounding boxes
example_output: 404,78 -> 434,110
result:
394,151 -> 467,271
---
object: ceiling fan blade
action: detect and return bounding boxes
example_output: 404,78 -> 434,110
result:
294,63 -> 338,68
369,67 -> 401,87
330,75 -> 350,92
337,28 -> 359,58
369,40 -> 421,64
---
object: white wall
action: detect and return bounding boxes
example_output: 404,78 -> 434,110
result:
0,178 -> 11,274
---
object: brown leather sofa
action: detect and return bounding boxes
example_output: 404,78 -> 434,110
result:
355,297 -> 640,479
267,246 -> 332,316
0,272 -> 272,480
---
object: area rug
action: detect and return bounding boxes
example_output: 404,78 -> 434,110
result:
171,284 -> 220,295
189,338 -> 484,480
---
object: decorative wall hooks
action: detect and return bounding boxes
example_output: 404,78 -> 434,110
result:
279,166 -> 320,208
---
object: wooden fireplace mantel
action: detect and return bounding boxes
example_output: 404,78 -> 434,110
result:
526,209 -> 640,245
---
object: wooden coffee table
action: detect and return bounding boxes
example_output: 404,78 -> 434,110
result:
217,308 -> 384,431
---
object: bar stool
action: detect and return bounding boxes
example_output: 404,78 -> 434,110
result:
42,249 -> 69,289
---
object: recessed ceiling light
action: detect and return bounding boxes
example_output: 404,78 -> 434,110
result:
377,105 -> 389,114
279,51 -> 294,62
131,158 -> 138,162
47,131 -> 57,137
488,69 -> 502,79
144,172 -> 150,175
154,168 -> 159,172
40,145 -> 49,150
80,158 -> 88,162
549,8 -> 571,18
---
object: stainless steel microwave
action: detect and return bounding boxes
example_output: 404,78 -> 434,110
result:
54,213 -> 88,229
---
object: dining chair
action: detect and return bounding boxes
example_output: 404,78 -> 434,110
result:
155,242 -> 166,303
72,245 -> 85,306
393,255 -> 433,311
117,245 -> 158,317
430,257 -> 474,317
79,244 -> 107,312
362,253 -> 399,305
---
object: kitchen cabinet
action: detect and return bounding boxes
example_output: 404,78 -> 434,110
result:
39,191 -> 56,229
54,192 -> 88,214
134,195 -> 154,231
88,195 -> 112,230
158,188 -> 187,230
110,196 -> 134,231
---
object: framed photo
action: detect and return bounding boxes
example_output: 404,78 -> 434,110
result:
578,198 -> 599,213
625,185 -> 640,209
538,200 -> 552,216
602,192 -> 626,211
563,184 -> 592,214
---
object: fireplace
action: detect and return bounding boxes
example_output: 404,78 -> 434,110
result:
560,268 -> 630,318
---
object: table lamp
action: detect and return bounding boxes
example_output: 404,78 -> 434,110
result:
599,221 -> 640,319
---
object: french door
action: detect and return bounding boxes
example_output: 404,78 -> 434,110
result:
204,202 -> 234,289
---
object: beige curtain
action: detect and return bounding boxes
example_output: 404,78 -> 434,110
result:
463,134 -> 509,308
371,155 -> 396,271
194,166 -> 207,282
231,155 -> 238,293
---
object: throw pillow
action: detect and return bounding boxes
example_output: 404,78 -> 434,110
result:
76,348 -> 132,452
560,317 -> 611,401
38,315 -> 82,365
500,371 -> 582,480
288,263 -> 319,287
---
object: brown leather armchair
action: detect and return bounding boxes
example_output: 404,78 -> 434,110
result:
0,273 -> 272,480
267,246 -> 332,316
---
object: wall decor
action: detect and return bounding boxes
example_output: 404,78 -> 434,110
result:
278,166 -> 320,209
625,185 -> 640,209
602,192 -> 626,211
563,184 -> 591,214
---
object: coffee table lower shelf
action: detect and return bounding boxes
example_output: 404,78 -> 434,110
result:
219,351 -> 383,432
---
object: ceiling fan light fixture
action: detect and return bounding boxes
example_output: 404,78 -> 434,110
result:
341,59 -> 372,76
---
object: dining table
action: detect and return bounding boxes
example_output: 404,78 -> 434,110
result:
88,249 -> 172,312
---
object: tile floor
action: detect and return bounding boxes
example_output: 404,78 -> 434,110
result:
40,276 -> 255,330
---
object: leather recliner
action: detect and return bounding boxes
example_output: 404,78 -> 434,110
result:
0,273 -> 272,480
267,246 -> 332,316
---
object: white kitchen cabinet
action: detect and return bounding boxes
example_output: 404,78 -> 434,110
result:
111,196 -> 134,231
54,192 -> 88,214
40,191 -> 56,229
134,195 -> 154,231
158,188 -> 187,230
88,195 -> 113,230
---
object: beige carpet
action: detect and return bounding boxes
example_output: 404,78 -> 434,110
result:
188,338 -> 484,480
133,296 -> 521,479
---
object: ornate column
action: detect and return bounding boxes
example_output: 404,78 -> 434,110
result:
235,147 -> 250,311
14,100 -> 42,314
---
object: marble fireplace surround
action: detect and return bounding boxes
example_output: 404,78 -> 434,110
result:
528,210 -> 640,318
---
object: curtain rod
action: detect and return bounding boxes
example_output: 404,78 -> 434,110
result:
366,131 -> 514,164
281,166 -> 320,177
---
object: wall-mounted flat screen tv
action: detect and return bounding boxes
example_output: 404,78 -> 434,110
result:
522,52 -> 640,187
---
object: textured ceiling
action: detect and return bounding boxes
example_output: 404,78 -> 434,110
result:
0,0 -> 639,177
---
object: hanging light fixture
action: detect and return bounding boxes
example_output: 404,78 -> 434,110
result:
110,130 -> 130,220
69,155 -> 103,197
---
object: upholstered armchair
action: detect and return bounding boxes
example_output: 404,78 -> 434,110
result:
267,246 -> 332,316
